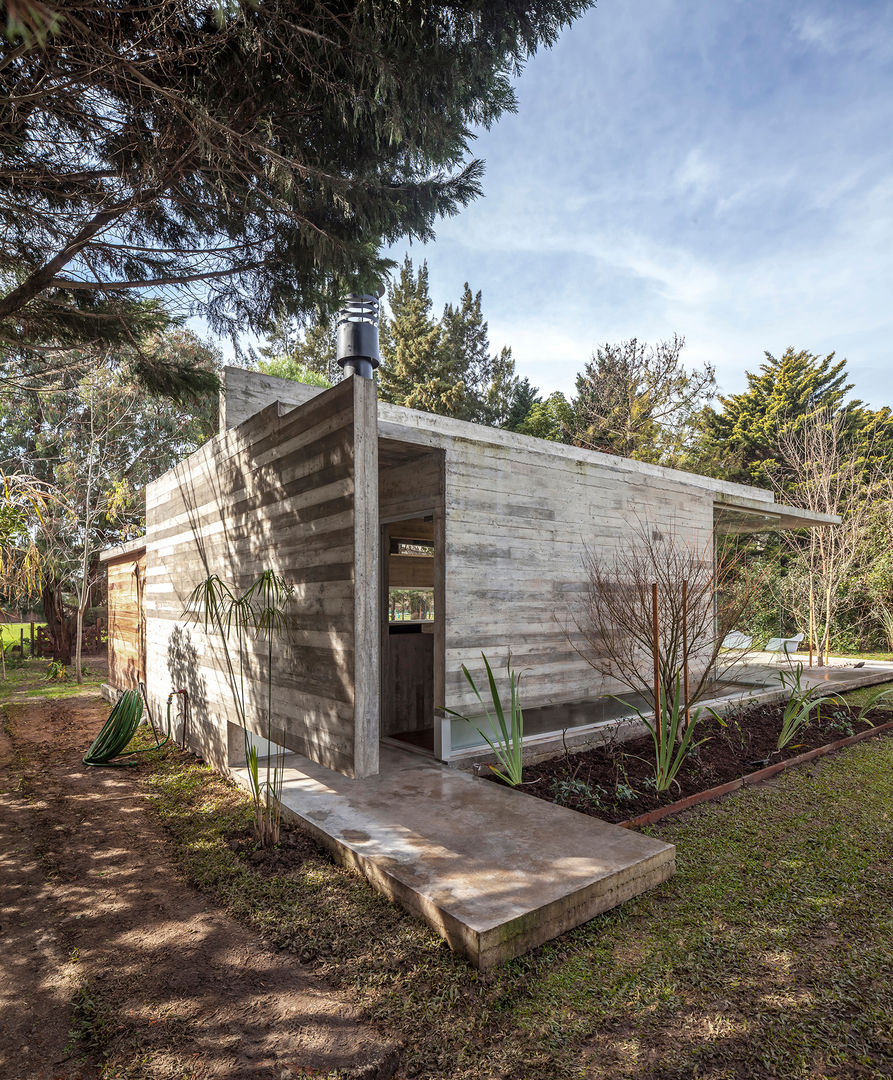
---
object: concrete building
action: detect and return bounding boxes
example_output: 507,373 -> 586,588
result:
103,365 -> 833,780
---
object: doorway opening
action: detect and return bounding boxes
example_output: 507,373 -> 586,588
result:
380,515 -> 436,754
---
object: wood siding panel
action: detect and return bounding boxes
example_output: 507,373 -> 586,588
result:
107,552 -> 146,690
388,554 -> 434,589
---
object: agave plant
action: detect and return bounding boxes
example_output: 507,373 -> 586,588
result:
619,676 -> 707,793
445,653 -> 525,786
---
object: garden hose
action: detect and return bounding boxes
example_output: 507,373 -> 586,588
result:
82,684 -> 181,767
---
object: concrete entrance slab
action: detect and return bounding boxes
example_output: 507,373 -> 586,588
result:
230,746 -> 674,969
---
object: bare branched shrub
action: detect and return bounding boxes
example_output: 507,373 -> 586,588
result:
774,409 -> 882,664
572,521 -> 761,715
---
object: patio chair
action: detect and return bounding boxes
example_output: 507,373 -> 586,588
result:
721,631 -> 753,650
764,632 -> 804,665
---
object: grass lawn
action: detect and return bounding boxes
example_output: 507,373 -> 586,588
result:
144,701 -> 893,1079
0,621 -> 41,649
0,657 -> 105,700
833,651 -> 893,662
787,650 -> 893,663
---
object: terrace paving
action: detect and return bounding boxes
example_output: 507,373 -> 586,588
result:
230,745 -> 674,968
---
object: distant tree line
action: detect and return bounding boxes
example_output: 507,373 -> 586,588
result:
261,280 -> 893,655
5,242 -> 893,661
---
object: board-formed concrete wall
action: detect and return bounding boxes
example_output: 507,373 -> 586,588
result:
144,376 -> 379,777
437,436 -> 715,716
215,368 -> 739,724
219,365 -> 323,430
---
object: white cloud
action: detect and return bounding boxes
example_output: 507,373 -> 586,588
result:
387,0 -> 893,411
674,148 -> 720,202
792,12 -> 839,52
791,7 -> 893,60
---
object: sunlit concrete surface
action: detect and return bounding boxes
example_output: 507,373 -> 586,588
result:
230,746 -> 674,968
711,657 -> 893,702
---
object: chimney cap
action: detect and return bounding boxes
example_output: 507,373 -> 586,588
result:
336,292 -> 381,378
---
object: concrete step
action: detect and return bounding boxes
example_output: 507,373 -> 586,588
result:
231,746 -> 674,968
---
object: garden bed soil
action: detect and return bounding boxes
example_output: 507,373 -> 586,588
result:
499,699 -> 893,824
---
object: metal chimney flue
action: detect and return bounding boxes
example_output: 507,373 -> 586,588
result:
336,292 -> 381,379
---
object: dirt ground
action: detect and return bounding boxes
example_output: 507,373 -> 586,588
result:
0,673 -> 397,1080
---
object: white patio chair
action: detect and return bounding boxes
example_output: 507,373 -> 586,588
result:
764,632 -> 804,665
721,631 -> 753,650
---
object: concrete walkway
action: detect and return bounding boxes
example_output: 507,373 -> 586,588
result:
231,747 -> 674,969
716,657 -> 893,703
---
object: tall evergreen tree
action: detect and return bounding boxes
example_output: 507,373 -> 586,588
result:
259,257 -> 521,425
570,335 -> 715,465
1,1 -> 592,393
378,260 -> 460,414
702,348 -> 861,483
440,283 -> 518,425
504,377 -> 542,431
378,258 -> 517,424
483,346 -> 520,428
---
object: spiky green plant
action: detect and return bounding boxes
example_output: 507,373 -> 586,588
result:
445,653 -> 525,786
849,684 -> 893,728
240,570 -> 292,845
777,663 -> 837,751
619,677 -> 708,793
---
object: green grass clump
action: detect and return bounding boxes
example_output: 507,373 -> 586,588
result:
144,731 -> 893,1080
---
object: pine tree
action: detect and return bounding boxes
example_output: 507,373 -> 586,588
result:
1,1 -> 592,394
378,259 -> 462,415
504,377 -> 542,431
439,283 -> 518,424
702,348 -> 861,483
378,259 -> 518,423
483,346 -> 520,428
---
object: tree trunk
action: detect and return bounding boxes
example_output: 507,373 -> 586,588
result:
823,581 -> 834,666
74,603 -> 85,682
41,579 -> 73,664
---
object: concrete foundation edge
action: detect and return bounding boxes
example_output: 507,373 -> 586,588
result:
228,766 -> 675,969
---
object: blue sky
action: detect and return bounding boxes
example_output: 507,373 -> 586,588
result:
385,0 -> 893,407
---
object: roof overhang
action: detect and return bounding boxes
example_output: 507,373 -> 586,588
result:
99,536 -> 146,563
714,493 -> 840,535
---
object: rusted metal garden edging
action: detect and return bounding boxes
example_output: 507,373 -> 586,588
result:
620,718 -> 893,830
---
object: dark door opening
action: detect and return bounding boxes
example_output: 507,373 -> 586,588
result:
381,516 -> 435,754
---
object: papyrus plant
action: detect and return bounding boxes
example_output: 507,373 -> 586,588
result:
184,570 -> 293,846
